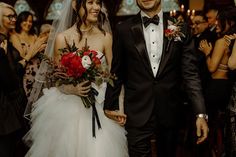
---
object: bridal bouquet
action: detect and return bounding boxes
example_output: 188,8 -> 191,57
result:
45,40 -> 115,108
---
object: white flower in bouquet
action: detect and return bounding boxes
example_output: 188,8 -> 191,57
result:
82,55 -> 92,69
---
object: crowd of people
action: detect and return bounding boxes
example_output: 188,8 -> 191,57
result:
0,0 -> 236,157
189,5 -> 236,157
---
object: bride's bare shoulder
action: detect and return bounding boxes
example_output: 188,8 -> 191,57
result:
55,27 -> 77,44
104,31 -> 112,39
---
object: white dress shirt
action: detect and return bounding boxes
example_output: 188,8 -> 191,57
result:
141,10 -> 164,76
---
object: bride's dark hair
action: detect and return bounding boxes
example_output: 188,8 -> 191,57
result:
75,0 -> 106,41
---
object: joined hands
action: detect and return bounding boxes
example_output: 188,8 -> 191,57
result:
104,110 -> 127,126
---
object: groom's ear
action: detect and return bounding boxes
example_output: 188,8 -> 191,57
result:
72,0 -> 76,11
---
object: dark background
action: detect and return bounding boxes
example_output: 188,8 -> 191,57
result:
2,0 -> 235,27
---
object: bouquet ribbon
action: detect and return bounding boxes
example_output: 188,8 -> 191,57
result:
92,103 -> 101,137
81,87 -> 101,137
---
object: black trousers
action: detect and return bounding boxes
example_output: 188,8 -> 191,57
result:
0,129 -> 28,157
0,132 -> 17,157
126,116 -> 178,157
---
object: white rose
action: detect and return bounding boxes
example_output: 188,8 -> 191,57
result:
168,25 -> 177,31
82,55 -> 92,69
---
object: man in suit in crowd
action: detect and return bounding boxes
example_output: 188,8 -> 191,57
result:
204,5 -> 218,42
104,0 -> 209,157
191,13 -> 212,91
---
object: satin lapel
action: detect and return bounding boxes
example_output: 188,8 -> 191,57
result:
131,13 -> 153,76
156,14 -> 172,77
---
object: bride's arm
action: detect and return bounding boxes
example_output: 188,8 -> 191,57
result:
54,33 -> 66,64
103,32 -> 112,70
58,82 -> 91,97
54,34 -> 91,96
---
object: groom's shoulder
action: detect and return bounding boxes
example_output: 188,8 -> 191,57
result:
116,14 -> 140,28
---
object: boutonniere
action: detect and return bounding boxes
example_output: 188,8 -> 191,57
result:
165,20 -> 185,41
164,19 -> 186,51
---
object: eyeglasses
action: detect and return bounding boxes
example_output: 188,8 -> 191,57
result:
193,21 -> 207,25
3,14 -> 17,21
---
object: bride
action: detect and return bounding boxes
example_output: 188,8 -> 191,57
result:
25,0 -> 128,156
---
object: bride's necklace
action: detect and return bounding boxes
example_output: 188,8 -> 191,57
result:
80,25 -> 93,32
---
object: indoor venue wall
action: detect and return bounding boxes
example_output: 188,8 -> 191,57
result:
1,0 -> 235,29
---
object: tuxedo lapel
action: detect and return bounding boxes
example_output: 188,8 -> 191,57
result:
157,14 -> 173,77
131,13 -> 153,76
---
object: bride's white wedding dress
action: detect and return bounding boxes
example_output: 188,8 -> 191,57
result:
25,51 -> 128,157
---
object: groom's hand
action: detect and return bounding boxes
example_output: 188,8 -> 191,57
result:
196,117 -> 209,144
104,110 -> 127,126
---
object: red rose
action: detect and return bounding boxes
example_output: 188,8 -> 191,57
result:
92,57 -> 101,66
83,51 -> 91,56
61,52 -> 75,67
90,50 -> 98,57
68,55 -> 86,78
164,29 -> 173,34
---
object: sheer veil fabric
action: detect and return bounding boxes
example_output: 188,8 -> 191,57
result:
24,0 -> 114,119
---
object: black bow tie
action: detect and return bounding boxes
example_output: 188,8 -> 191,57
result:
143,15 -> 160,28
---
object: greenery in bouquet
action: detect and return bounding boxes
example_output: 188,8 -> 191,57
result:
44,39 -> 116,108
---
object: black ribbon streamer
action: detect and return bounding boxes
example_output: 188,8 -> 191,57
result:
91,88 -> 101,138
92,103 -> 101,137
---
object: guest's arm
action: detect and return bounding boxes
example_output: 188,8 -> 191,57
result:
228,40 -> 236,70
199,38 -> 227,72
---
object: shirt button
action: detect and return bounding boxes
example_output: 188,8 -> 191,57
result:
152,29 -> 154,32
153,67 -> 156,69
153,55 -> 155,57
152,42 -> 155,44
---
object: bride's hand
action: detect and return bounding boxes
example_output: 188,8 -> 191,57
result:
58,81 -> 90,96
76,80 -> 91,97
104,110 -> 127,126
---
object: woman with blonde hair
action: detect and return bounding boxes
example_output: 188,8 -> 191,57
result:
0,2 -> 28,157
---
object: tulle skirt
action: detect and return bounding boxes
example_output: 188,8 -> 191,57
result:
24,87 -> 128,157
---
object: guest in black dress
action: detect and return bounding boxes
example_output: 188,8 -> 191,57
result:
225,31 -> 236,157
199,7 -> 236,157
0,3 -> 29,157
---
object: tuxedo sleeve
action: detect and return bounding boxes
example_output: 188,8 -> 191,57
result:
181,25 -> 206,114
104,24 -> 124,110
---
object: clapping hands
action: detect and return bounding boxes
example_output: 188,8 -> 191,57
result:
199,40 -> 212,56
224,33 -> 236,46
24,36 -> 47,61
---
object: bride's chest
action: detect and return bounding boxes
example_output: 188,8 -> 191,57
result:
67,35 -> 104,52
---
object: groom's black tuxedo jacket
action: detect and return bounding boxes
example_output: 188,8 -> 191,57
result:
104,13 -> 206,128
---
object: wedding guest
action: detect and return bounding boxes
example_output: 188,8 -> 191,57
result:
224,32 -> 236,157
10,11 -> 47,98
191,13 -> 212,93
204,5 -> 218,46
39,23 -> 52,38
199,7 -> 236,157
0,3 -> 29,157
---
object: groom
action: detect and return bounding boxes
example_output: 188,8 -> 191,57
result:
104,0 -> 208,157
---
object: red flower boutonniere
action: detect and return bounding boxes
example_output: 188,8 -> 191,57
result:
164,19 -> 186,51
